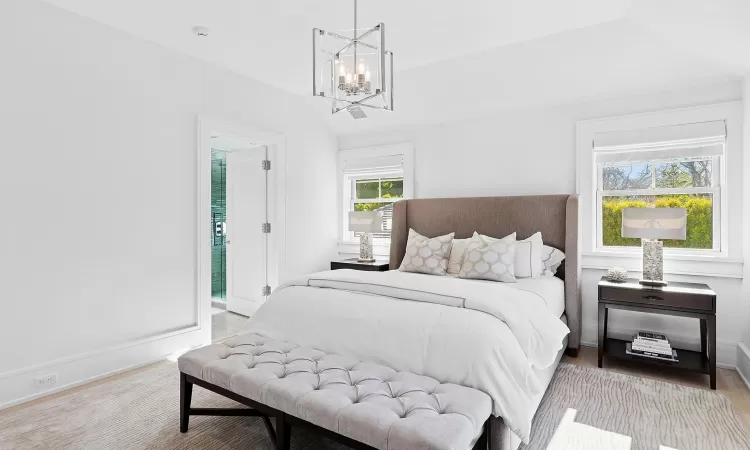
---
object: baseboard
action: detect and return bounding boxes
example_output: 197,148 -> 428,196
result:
737,343 -> 750,390
581,321 -> 738,369
0,325 -> 208,410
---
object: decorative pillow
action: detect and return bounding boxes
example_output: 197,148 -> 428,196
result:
542,245 -> 566,276
458,236 -> 517,282
446,238 -> 472,276
476,231 -> 542,278
399,229 -> 455,276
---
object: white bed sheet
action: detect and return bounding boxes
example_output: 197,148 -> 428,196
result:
512,276 -> 565,318
245,270 -> 569,443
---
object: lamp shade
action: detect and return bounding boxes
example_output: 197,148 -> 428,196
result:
349,210 -> 384,233
621,208 -> 687,240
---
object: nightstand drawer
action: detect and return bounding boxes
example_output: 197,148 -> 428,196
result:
599,285 -> 714,311
331,259 -> 389,272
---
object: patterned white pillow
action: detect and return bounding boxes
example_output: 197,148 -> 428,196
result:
446,238 -> 472,276
458,236 -> 517,282
542,245 -> 566,276
477,231 -> 542,278
399,229 -> 455,276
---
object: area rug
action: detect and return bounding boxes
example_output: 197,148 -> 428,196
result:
1,363 -> 748,450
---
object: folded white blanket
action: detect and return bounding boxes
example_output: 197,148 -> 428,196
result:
245,269 -> 570,443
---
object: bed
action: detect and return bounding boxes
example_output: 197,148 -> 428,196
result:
245,194 -> 581,450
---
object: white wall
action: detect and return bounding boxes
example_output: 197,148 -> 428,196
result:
0,0 -> 337,407
339,80 -> 748,368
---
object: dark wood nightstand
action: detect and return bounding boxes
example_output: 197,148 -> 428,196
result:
598,277 -> 717,389
331,258 -> 390,272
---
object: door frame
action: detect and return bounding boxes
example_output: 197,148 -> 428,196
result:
197,116 -> 286,340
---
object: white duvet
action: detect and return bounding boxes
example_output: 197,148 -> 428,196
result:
244,269 -> 570,443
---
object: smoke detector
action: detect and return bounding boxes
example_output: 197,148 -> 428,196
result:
193,26 -> 211,37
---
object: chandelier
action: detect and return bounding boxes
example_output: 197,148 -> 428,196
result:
312,0 -> 394,118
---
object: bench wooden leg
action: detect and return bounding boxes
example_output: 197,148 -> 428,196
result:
276,413 -> 291,450
180,373 -> 193,433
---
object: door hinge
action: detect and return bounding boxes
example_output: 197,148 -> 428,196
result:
261,285 -> 271,296
261,223 -> 271,233
262,160 -> 271,171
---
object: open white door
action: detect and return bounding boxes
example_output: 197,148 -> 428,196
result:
226,146 -> 267,317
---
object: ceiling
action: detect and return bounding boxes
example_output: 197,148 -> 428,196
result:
43,0 -> 749,134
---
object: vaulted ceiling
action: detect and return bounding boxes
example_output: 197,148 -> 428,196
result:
43,0 -> 749,134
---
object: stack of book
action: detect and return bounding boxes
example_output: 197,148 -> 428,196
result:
625,331 -> 679,363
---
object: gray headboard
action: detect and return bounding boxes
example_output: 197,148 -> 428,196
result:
389,194 -> 581,355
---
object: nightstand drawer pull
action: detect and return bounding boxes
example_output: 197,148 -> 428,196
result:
643,295 -> 663,301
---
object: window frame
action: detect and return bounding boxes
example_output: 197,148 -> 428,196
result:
575,102 -> 743,279
594,155 -> 722,253
337,144 -> 415,255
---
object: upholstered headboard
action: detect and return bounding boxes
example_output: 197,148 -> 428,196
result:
388,195 -> 581,355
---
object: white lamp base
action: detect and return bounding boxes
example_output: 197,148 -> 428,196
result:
358,233 -> 375,263
640,238 -> 666,286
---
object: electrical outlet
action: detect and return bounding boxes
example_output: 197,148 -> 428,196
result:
33,373 -> 57,388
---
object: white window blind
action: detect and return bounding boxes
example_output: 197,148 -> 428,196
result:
593,120 -> 726,163
343,154 -> 404,175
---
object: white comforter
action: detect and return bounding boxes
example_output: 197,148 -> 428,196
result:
244,270 -> 570,442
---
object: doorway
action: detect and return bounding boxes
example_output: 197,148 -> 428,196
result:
210,136 -> 270,317
198,117 -> 286,344
211,136 -> 270,317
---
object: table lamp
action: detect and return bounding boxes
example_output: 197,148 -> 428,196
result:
349,210 -> 384,262
621,207 -> 687,286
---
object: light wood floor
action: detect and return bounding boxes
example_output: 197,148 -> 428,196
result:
564,346 -> 750,428
3,332 -> 749,429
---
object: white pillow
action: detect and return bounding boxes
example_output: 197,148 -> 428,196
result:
447,238 -> 472,276
542,245 -> 566,276
476,232 -> 542,278
458,235 -> 517,282
399,229 -> 455,276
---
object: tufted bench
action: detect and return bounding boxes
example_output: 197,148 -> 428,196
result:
178,333 -> 493,450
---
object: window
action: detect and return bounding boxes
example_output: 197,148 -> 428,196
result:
348,175 -> 403,241
593,120 -> 725,253
598,156 -> 719,250
338,144 -> 414,248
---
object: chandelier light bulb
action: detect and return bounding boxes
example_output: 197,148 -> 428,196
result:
345,72 -> 352,83
365,70 -> 371,82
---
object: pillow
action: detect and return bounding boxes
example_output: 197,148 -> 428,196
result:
447,238 -> 472,276
476,232 -> 542,278
458,235 -> 517,282
542,245 -> 566,276
399,229 -> 455,276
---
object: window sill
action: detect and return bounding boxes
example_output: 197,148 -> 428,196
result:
582,251 -> 743,278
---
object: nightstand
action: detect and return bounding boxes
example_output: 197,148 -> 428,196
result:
598,277 -> 717,389
331,258 -> 390,272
